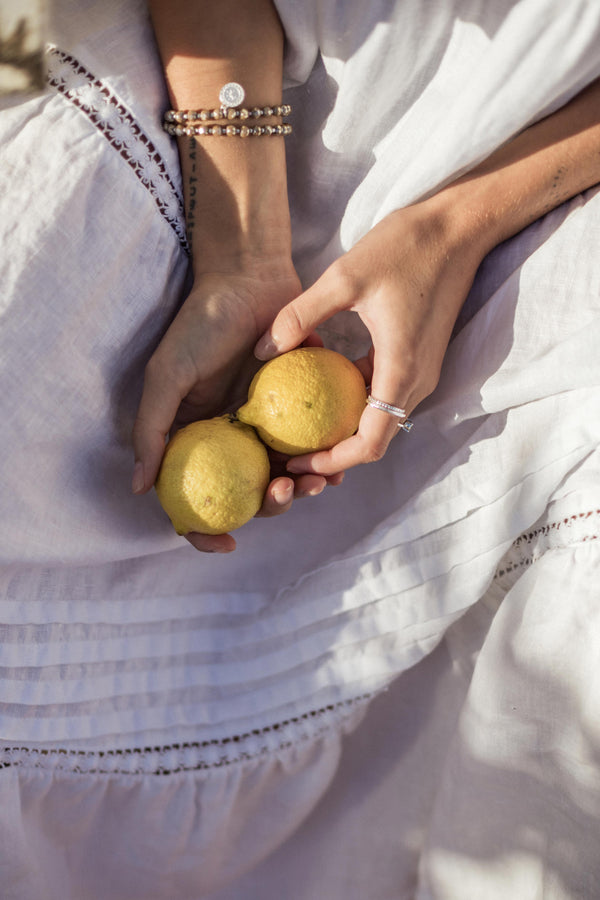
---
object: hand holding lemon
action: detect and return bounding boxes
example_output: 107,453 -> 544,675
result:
155,417 -> 271,536
237,347 -> 367,455
154,348 -> 366,540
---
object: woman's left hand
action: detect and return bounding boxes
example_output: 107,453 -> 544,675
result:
254,198 -> 486,477
131,265 -> 344,553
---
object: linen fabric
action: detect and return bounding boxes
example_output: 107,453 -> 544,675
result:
0,0 -> 599,897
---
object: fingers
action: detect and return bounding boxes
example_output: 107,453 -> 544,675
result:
256,474 -> 330,517
256,470 -> 345,521
131,355 -> 194,494
170,471 -> 346,555
286,405 -> 402,476
252,259 -> 416,474
254,267 -> 350,359
184,472 -> 342,555
183,481 -> 299,555
300,331 -> 325,349
256,478 -> 295,517
288,342 -> 415,476
185,532 -> 237,553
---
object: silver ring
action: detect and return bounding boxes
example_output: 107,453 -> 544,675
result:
366,395 -> 407,418
366,395 -> 414,433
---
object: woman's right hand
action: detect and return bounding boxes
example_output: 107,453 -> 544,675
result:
253,199 -> 486,478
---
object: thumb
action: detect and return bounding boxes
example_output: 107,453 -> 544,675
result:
131,359 -> 188,494
254,270 -> 349,360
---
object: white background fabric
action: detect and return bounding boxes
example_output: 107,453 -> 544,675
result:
0,0 -> 599,896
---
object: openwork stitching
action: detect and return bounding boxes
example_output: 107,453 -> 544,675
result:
45,45 -> 189,254
495,509 -> 599,580
0,694 -> 371,776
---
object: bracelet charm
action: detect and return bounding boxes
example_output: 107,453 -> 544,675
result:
219,82 -> 245,109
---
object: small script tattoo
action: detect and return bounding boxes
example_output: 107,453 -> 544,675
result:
187,137 -> 198,239
540,165 -> 570,217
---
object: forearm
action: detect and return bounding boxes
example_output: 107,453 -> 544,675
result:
148,0 -> 292,273
428,77 -> 600,260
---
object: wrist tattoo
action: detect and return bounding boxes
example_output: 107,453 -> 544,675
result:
187,137 -> 197,239
539,165 -> 571,217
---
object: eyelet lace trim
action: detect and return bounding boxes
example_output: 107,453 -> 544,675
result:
495,509 -> 599,581
45,45 -> 189,254
0,695 -> 371,776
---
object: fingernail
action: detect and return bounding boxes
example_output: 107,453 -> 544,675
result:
132,461 -> 145,494
254,335 -> 279,361
273,483 -> 293,504
303,485 -> 324,497
286,460 -> 305,474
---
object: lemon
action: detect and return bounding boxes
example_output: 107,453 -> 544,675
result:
155,416 -> 270,535
237,347 -> 366,456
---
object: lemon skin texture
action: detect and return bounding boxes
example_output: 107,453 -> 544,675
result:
237,347 -> 367,456
155,417 -> 270,535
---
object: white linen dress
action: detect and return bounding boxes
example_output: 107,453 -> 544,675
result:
1,1 -> 599,897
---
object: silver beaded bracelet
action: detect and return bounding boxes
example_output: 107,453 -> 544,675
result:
163,82 -> 292,137
164,104 -> 291,125
164,121 -> 292,138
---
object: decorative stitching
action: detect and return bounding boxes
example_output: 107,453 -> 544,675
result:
495,509 -> 599,580
0,694 -> 371,776
45,45 -> 189,254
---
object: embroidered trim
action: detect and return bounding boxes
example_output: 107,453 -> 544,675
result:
495,509 -> 599,580
0,694 -> 371,776
45,45 -> 189,254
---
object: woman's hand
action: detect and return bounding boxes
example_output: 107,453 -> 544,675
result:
254,199 -> 486,477
253,76 -> 600,479
143,0 -> 318,551
131,264 -> 343,553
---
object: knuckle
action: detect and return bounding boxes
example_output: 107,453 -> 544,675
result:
396,357 -> 419,392
131,416 -> 144,440
144,348 -> 193,395
282,302 -> 308,337
143,352 -> 165,386
362,436 -> 389,464
130,410 -> 161,448
389,361 -> 438,410
422,369 -> 441,398
327,258 -> 360,302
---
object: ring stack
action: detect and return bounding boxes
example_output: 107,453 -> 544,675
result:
366,395 -> 414,432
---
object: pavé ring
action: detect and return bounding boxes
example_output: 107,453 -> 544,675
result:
366,395 -> 414,432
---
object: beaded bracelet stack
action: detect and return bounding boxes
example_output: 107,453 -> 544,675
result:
163,82 -> 292,138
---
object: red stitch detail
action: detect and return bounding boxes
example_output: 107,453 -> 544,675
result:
46,47 -> 189,254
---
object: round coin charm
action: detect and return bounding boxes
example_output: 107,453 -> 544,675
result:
219,82 -> 245,109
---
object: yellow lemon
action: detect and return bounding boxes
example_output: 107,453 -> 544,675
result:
155,416 -> 270,535
237,347 -> 367,456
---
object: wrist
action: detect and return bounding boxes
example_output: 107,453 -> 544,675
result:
189,264 -> 302,344
189,219 -> 294,278
405,184 -> 494,280
180,134 -> 292,275
426,79 -> 600,260
149,0 -> 291,272
421,175 -> 508,266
